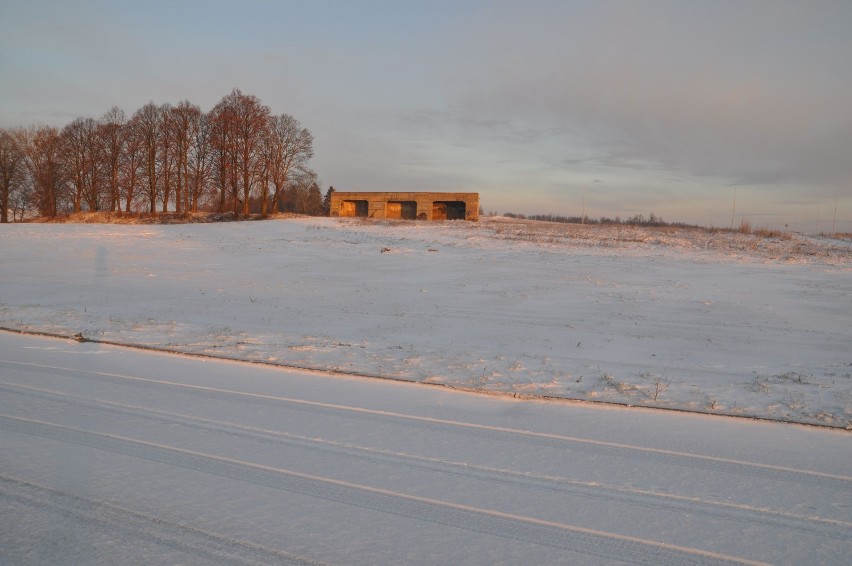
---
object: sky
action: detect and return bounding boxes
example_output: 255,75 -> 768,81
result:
2,0 -> 851,229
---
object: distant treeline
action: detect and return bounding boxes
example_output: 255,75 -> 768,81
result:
0,88 -> 324,223
502,212 -> 700,229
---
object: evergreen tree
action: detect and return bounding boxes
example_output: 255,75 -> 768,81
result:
322,186 -> 335,216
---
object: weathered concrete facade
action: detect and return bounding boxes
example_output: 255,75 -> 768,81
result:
330,192 -> 479,221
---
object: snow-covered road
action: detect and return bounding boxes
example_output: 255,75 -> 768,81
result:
1,333 -> 849,565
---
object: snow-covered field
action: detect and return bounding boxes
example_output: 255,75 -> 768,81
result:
1,217 -> 851,427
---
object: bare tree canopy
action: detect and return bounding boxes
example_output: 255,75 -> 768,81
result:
100,107 -> 126,214
0,128 -> 28,222
266,114 -> 314,217
209,89 -> 271,217
20,126 -> 66,218
4,90 -> 317,221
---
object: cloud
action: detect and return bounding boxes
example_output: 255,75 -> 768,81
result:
436,1 -> 852,193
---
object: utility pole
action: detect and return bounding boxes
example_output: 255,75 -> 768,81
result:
581,187 -> 586,225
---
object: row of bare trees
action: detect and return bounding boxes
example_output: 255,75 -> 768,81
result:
0,89 -> 315,223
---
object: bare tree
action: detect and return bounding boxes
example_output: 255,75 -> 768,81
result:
210,89 -> 270,216
61,120 -> 84,213
159,103 -> 175,213
169,101 -> 201,214
131,103 -> 162,215
62,117 -> 104,212
0,128 -> 28,222
265,114 -> 313,216
121,116 -> 145,213
99,107 -> 126,214
283,168 -> 321,214
187,110 -> 211,213
208,97 -> 237,214
20,126 -> 66,217
8,177 -> 32,221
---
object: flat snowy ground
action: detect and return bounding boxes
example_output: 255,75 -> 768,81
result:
1,217 -> 850,426
1,333 -> 850,565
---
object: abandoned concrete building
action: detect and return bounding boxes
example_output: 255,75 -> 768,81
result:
329,192 -> 480,221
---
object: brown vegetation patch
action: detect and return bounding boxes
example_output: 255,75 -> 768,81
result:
481,217 -> 851,264
24,211 -> 310,225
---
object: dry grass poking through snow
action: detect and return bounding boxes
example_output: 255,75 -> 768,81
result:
480,217 -> 852,264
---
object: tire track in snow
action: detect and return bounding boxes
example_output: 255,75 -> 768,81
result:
0,413 -> 766,566
3,381 -> 850,543
0,475 -> 328,566
2,358 -> 850,491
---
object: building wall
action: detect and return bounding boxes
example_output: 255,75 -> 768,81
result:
330,192 -> 479,221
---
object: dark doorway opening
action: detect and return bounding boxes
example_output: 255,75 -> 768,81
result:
433,201 -> 466,220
